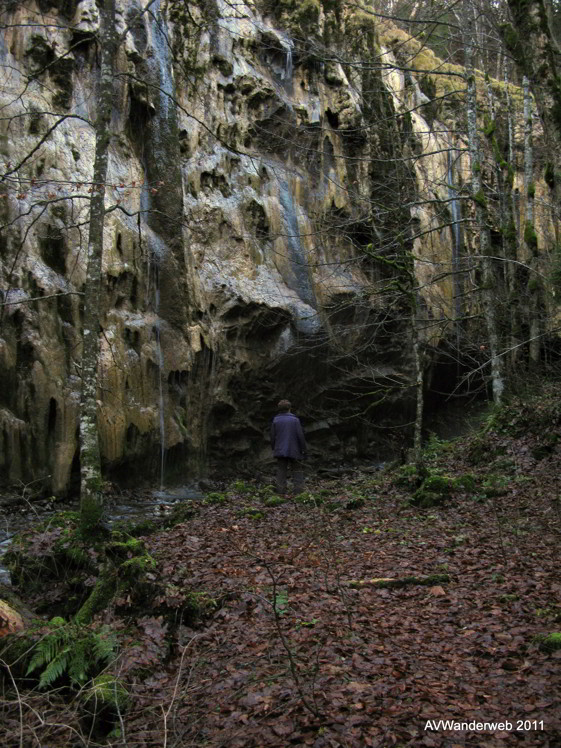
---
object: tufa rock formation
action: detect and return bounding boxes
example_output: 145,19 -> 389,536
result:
0,1 -> 550,493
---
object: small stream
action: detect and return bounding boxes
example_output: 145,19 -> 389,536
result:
0,484 -> 205,587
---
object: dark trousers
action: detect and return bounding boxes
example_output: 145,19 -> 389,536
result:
276,457 -> 304,495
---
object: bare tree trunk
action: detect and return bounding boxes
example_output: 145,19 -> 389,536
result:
465,6 -> 505,404
503,58 -> 521,369
521,76 -> 541,368
79,0 -> 117,531
412,293 -> 424,465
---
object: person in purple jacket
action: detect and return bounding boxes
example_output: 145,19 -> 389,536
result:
271,399 -> 307,496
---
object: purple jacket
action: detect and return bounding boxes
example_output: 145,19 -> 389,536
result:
271,412 -> 307,459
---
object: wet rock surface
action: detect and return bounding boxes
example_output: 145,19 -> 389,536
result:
0,1 -> 534,494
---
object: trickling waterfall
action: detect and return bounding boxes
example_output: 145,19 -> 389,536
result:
149,1 -> 174,140
280,39 -> 293,89
154,278 -> 166,490
147,237 -> 167,490
142,0 -> 177,488
277,179 -> 322,335
278,180 -> 314,305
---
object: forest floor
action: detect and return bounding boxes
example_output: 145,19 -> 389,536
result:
2,386 -> 561,747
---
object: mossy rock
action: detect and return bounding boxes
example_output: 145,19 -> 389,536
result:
420,474 -> 453,493
163,501 -> 198,527
411,474 -> 453,507
536,632 -> 561,652
106,534 -> 145,561
4,513 -> 94,590
452,473 -> 477,492
204,492 -> 227,505
261,0 -> 321,33
119,554 -> 157,579
240,507 -> 264,519
111,518 -> 160,537
75,576 -> 117,625
393,463 -> 425,491
263,495 -> 287,507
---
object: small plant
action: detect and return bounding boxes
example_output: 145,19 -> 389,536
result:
482,474 -> 509,497
263,495 -> 286,507
165,501 -> 198,527
258,485 -> 283,505
424,433 -> 453,460
292,491 -> 322,505
296,618 -> 319,627
240,507 -> 264,519
499,593 -> 519,603
535,632 -> 561,652
452,473 -> 477,492
84,672 -> 129,712
273,589 -> 289,616
185,591 -> 218,617
231,480 -> 252,495
26,618 -> 117,690
205,492 -> 227,505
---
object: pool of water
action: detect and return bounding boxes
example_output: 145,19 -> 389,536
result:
0,484 -> 205,587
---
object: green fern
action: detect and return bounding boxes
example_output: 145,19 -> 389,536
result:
39,650 -> 70,689
93,630 -> 116,662
26,620 -> 116,690
67,638 -> 89,686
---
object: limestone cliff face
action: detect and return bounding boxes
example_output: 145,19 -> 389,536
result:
0,0 -> 539,492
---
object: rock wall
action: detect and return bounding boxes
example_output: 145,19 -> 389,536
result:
0,0 -> 545,493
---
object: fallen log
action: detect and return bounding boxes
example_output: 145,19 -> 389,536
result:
347,573 -> 450,589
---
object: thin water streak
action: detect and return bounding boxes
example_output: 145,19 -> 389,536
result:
153,276 -> 166,490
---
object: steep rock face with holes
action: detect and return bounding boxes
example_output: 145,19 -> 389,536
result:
0,0 -> 541,493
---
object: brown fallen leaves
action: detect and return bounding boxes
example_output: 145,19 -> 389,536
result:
4,420 -> 561,748
113,469 -> 561,748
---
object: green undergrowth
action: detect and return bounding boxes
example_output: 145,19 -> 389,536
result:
0,615 -> 127,737
535,632 -> 561,653
388,381 -> 561,508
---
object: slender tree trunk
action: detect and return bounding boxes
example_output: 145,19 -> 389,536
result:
503,59 -> 521,369
412,291 -> 424,466
522,76 -> 541,368
80,0 -> 117,531
465,7 -> 505,404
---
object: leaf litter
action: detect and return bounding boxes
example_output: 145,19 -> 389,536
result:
120,443 -> 561,747
3,393 -> 561,747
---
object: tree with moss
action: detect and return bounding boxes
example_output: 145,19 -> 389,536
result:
78,0 -> 118,531
0,0 -> 160,530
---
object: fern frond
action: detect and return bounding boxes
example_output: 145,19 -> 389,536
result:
26,648 -> 47,676
92,630 -> 117,664
44,630 -> 68,662
38,651 -> 69,689
26,622 -> 117,690
68,639 -> 89,686
26,628 -> 66,675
